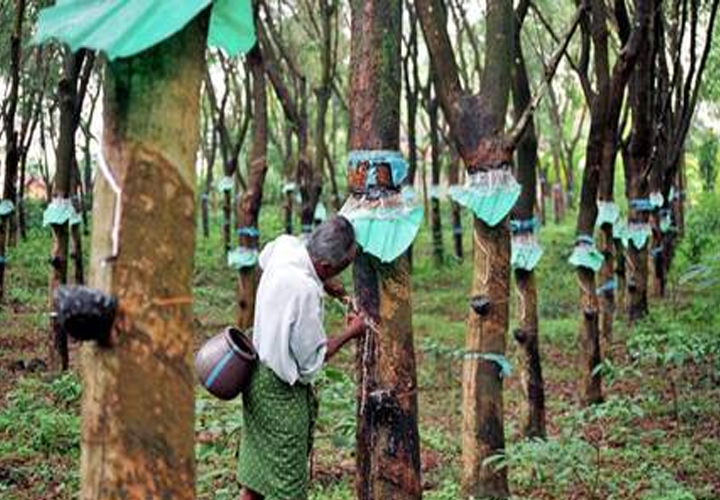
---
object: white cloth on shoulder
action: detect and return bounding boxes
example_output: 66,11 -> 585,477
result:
253,235 -> 327,385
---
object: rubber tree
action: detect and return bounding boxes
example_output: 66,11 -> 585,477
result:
417,0 -> 583,492
595,0 -> 632,344
567,0 -> 652,404
416,0 -> 514,496
49,47 -> 94,371
0,0 -> 26,303
349,2 -> 422,499
448,151 -> 463,260
17,47 -> 48,241
236,45 -> 268,330
257,9 -> 318,234
205,57 -> 251,253
80,15 -> 207,499
423,80 -> 444,266
510,0 -> 546,439
401,0 -> 421,268
653,0 -> 719,293
624,0 -> 656,322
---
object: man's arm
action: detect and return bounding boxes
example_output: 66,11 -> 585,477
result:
325,313 -> 366,361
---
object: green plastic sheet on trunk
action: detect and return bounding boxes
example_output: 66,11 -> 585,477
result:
216,176 -> 235,193
622,223 -> 652,250
462,352 -> 513,379
659,210 -> 673,233
613,220 -> 629,241
448,170 -> 521,227
596,201 -> 620,227
36,0 -> 255,60
568,241 -> 604,272
511,235 -> 544,271
227,247 -> 258,269
0,200 -> 14,217
340,189 -> 424,263
313,201 -> 327,222
43,198 -> 81,227
649,191 -> 664,209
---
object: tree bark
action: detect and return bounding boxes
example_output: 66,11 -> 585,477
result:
80,14 -> 207,500
425,84 -> 444,266
0,0 -> 26,303
510,0 -> 546,439
417,0 -> 513,495
448,152 -> 463,260
236,47 -> 268,330
350,2 -> 422,499
624,0 -> 656,322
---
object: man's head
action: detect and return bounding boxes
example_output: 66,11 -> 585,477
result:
307,216 -> 357,281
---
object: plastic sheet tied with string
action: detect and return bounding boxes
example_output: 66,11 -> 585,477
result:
340,150 -> 423,263
448,167 -> 521,227
596,200 -> 620,227
568,234 -> 604,272
510,217 -> 543,271
622,222 -> 652,250
227,247 -> 258,269
43,198 -> 82,227
659,209 -> 673,233
313,201 -> 327,222
0,200 -> 14,217
36,0 -> 255,60
216,176 -> 235,193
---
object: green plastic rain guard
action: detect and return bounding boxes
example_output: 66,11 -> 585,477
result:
0,200 -> 14,217
659,209 -> 673,233
568,235 -> 604,272
463,352 -> 512,379
216,176 -> 235,193
36,0 -> 255,60
624,222 -> 651,250
649,191 -> 664,209
43,198 -> 81,226
314,201 -> 327,222
340,187 -> 424,263
613,220 -> 629,241
227,246 -> 258,269
596,201 -> 619,227
511,235 -> 544,271
448,170 -> 521,227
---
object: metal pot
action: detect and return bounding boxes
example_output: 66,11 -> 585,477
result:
195,327 -> 257,400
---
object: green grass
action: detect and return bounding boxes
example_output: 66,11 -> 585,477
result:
0,197 -> 719,500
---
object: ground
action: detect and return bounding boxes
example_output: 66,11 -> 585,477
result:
0,197 -> 718,500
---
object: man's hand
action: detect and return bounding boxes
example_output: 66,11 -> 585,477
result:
345,311 -> 368,338
324,278 -> 347,300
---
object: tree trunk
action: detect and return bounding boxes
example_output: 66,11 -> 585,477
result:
426,88 -> 443,266
417,0 -> 513,495
448,152 -> 463,260
236,47 -> 268,330
49,49 -> 82,371
0,0 -> 26,303
350,2 -> 422,499
510,0 -> 545,439
71,159 -> 84,285
80,14 -> 207,500
625,0 -> 656,322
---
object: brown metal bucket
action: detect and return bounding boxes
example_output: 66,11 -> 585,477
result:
195,327 -> 258,400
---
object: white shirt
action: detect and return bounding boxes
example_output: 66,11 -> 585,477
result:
252,235 -> 327,385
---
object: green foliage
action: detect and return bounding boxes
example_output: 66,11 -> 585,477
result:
0,374 -> 81,458
696,132 -> 719,193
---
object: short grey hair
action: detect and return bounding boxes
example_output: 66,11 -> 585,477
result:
307,216 -> 356,267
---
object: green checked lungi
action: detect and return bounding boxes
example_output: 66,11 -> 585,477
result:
237,363 -> 318,500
